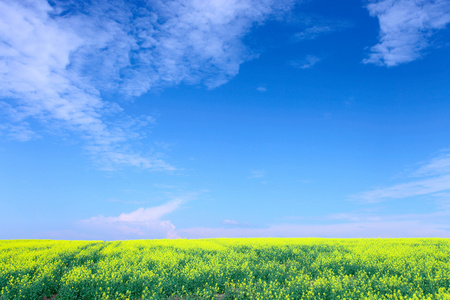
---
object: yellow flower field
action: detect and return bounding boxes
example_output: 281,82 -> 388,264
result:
1,238 -> 450,300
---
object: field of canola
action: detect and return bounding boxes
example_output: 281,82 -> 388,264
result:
1,238 -> 450,300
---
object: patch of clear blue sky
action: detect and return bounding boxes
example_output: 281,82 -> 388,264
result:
0,0 -> 450,239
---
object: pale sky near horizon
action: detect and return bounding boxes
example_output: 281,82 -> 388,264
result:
1,0 -> 450,240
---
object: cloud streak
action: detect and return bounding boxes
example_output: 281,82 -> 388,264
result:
79,199 -> 184,240
290,55 -> 321,69
177,220 -> 450,238
249,170 -> 266,178
293,17 -> 351,42
354,175 -> 450,203
364,0 -> 450,66
0,0 -> 295,170
295,25 -> 334,40
222,219 -> 250,227
352,150 -> 450,203
412,151 -> 450,177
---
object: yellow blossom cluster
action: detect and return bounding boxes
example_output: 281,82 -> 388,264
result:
1,238 -> 450,299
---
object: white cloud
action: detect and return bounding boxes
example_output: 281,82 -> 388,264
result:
79,199 -> 184,239
249,170 -> 266,178
222,219 -> 240,225
352,150 -> 450,203
0,123 -> 36,141
353,175 -> 450,203
295,25 -> 335,41
0,0 -> 295,170
126,0 -> 295,91
0,0 -> 167,170
293,17 -> 351,42
256,86 -> 267,92
364,0 -> 450,66
324,209 -> 450,224
35,217 -> 450,239
222,219 -> 250,227
116,200 -> 182,222
412,151 -> 450,177
49,203 -> 450,239
177,221 -> 450,238
290,55 -> 321,69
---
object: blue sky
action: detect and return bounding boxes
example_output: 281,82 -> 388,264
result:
0,0 -> 449,240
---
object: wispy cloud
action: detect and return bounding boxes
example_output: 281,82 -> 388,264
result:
353,175 -> 450,203
222,219 -> 250,227
294,20 -> 350,41
290,55 -> 321,69
0,123 -> 37,141
295,25 -> 335,41
364,0 -> 450,67
0,0 -> 171,170
256,86 -> 267,92
412,151 -> 450,177
177,220 -> 450,238
344,96 -> 355,107
43,214 -> 450,239
0,0 -> 296,170
79,199 -> 184,239
249,170 -> 266,178
322,209 -> 450,224
352,150 -> 450,203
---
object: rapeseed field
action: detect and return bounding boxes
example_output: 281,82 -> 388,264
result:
1,238 -> 450,300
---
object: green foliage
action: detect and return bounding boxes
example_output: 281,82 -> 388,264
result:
1,238 -> 450,299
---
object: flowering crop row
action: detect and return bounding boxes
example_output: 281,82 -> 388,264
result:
1,238 -> 450,299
